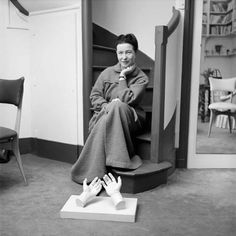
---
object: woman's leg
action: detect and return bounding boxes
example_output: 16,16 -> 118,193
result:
105,100 -> 142,169
71,116 -> 107,184
71,101 -> 143,184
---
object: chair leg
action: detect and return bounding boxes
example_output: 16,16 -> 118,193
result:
208,110 -> 215,137
228,115 -> 232,133
12,138 -> 28,185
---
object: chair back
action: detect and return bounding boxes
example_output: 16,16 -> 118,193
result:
209,77 -> 236,103
0,78 -> 25,133
0,78 -> 24,106
209,77 -> 236,92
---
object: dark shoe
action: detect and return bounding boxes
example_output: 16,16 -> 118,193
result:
0,149 -> 10,163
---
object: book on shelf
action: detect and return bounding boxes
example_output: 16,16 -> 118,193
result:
210,24 -> 232,35
203,1 -> 208,13
202,25 -> 207,35
202,14 -> 208,24
210,2 -> 228,12
227,1 -> 234,12
210,12 -> 232,24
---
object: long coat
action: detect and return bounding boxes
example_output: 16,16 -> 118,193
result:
71,63 -> 149,184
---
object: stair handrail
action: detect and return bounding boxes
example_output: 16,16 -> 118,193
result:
10,0 -> 29,16
167,7 -> 181,37
151,7 -> 181,163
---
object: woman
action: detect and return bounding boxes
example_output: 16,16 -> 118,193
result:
71,33 -> 149,184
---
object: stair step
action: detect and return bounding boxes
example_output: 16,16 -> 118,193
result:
136,131 -> 151,142
93,44 -> 116,52
110,161 -> 172,193
93,65 -> 152,73
140,67 -> 152,72
146,85 -> 153,90
135,131 -> 151,160
93,65 -> 108,70
93,45 -> 117,66
142,105 -> 152,113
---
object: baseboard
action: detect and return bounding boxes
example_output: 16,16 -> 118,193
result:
19,138 -> 82,164
19,138 -> 35,154
175,152 -> 187,168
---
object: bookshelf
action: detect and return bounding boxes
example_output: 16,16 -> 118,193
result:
202,0 -> 236,37
202,0 -> 236,57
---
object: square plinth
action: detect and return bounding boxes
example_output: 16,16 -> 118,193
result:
60,195 -> 138,222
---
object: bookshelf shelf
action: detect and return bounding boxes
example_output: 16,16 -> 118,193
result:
202,0 -> 236,58
210,9 -> 233,14
205,52 -> 236,57
202,0 -> 236,37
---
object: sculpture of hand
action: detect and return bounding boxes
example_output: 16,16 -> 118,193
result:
83,177 -> 102,196
101,173 -> 125,210
102,173 -> 121,195
76,177 -> 102,207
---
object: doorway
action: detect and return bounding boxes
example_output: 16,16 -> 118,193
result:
187,0 -> 236,168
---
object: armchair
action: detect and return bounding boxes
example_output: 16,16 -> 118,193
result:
208,77 -> 236,137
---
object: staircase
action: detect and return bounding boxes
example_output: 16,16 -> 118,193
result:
92,23 -> 172,193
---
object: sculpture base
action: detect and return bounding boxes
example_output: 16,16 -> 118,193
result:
60,195 -> 138,222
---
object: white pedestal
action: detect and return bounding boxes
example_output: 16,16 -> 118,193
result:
60,195 -> 138,222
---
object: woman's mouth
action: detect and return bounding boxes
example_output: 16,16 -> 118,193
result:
121,61 -> 129,66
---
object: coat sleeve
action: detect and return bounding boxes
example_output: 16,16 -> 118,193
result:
90,73 -> 108,111
117,73 -> 149,106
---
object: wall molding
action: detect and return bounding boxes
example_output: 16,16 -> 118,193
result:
10,0 -> 29,16
30,5 -> 80,16
8,0 -> 29,30
19,138 -> 82,164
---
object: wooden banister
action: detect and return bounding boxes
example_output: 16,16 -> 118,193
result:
167,7 -> 181,37
151,7 -> 180,163
10,0 -> 29,16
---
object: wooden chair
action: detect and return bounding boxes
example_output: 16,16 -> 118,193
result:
0,77 -> 27,184
208,77 -> 236,137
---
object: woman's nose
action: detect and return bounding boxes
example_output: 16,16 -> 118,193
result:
122,54 -> 127,60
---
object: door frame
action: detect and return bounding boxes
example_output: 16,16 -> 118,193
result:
82,0 -> 92,142
176,0 -> 195,168
187,0 -> 236,168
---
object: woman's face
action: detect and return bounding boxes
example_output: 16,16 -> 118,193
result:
116,43 -> 136,69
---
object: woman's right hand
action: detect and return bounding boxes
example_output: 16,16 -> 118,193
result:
120,64 -> 136,77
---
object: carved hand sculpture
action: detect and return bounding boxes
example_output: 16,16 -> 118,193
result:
76,177 -> 102,207
101,173 -> 126,210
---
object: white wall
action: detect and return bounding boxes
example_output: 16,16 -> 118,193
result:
0,0 -> 32,138
30,5 -> 83,145
0,0 -> 84,146
92,0 -> 175,59
201,37 -> 236,79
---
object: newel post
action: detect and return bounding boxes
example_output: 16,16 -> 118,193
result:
151,25 -> 168,163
